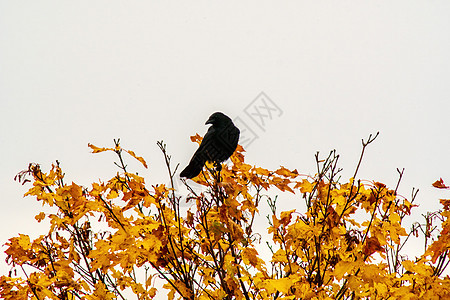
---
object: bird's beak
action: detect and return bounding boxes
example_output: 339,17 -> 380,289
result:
205,117 -> 214,125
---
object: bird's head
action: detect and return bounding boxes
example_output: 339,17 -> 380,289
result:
205,112 -> 232,127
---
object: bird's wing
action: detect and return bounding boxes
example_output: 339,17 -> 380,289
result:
195,126 -> 216,155
184,125 -> 217,165
230,126 -> 240,150
216,124 -> 240,157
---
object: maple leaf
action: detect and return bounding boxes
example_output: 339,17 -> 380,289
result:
264,277 -> 294,294
275,166 -> 299,178
272,249 -> 289,264
253,167 -> 271,176
440,198 -> 450,210
280,209 -> 295,226
363,236 -> 384,257
334,261 -> 357,280
190,134 -> 203,144
185,210 -> 194,227
427,237 -> 448,264
6,139 -> 450,300
87,143 -> 114,153
294,179 -> 313,193
34,212 -> 45,222
242,247 -> 259,267
433,178 -> 450,189
126,149 -> 148,168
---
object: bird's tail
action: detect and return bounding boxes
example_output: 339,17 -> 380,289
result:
180,159 -> 205,179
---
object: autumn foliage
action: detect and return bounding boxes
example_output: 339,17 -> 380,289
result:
1,135 -> 450,299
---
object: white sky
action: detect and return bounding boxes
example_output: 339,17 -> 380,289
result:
1,0 -> 450,286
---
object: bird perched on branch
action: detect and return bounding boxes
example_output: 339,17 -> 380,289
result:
180,112 -> 240,179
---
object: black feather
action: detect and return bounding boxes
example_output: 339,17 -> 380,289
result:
180,112 -> 240,179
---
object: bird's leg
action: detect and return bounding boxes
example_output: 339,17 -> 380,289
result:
213,162 -> 222,183
217,167 -> 222,183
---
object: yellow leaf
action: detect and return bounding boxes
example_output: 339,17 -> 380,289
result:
402,260 -> 415,273
389,213 -> 400,223
334,261 -> 353,280
254,167 -> 271,176
242,247 -> 259,267
272,249 -> 289,263
85,282 -> 116,300
35,212 -> 45,222
275,166 -> 299,178
17,234 -> 31,250
294,179 -> 313,193
69,182 -> 83,198
266,277 -> 293,294
172,280 -> 192,299
148,287 -> 157,297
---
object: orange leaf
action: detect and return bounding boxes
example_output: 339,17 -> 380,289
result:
253,167 -> 270,176
190,134 -> 202,144
294,179 -> 313,193
280,210 -> 295,226
185,210 -> 194,227
427,238 -> 447,264
126,150 -> 148,169
88,143 -> 114,153
35,212 -> 45,222
242,247 -> 259,267
440,199 -> 450,210
363,236 -> 384,257
432,178 -> 449,189
17,234 -> 31,251
275,166 -> 299,178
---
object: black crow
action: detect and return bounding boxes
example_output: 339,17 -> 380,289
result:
180,112 -> 240,179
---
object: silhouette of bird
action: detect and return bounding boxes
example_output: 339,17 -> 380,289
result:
180,112 -> 240,179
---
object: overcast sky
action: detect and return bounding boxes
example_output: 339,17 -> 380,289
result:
1,1 -> 449,281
